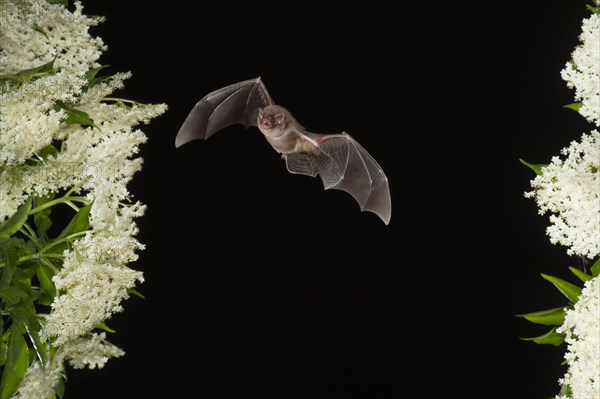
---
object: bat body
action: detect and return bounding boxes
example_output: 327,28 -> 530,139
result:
176,78 -> 391,225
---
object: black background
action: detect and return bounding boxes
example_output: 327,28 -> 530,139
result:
63,1 -> 593,398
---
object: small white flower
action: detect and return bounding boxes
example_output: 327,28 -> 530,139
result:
525,131 -> 600,259
0,0 -> 106,75
0,0 -> 166,395
556,276 -> 600,399
11,360 -> 62,399
63,332 -> 125,369
42,238 -> 144,345
14,333 -> 124,397
561,14 -> 600,126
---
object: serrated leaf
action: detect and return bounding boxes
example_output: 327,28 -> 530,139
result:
16,59 -> 55,79
563,102 -> 583,111
517,306 -> 566,326
520,327 -> 564,346
519,159 -> 545,176
568,266 -> 592,283
57,203 -> 92,240
0,325 -> 29,399
591,258 -> 600,277
0,197 -> 32,238
85,65 -> 109,80
541,274 -> 582,303
54,101 -> 98,129
84,65 -> 111,88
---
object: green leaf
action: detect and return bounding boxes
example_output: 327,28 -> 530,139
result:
0,59 -> 56,86
16,59 -> 55,79
591,258 -> 600,277
127,287 -> 145,299
568,266 -> 592,283
563,102 -> 583,112
36,264 -> 56,297
0,197 -> 32,238
586,5 -> 600,14
54,101 -> 99,129
97,321 -> 116,333
0,285 -> 29,305
541,274 -> 582,303
32,24 -> 49,39
517,306 -> 566,326
54,375 -> 66,398
35,143 -> 59,161
520,327 -> 564,346
84,65 -> 111,88
558,381 -> 572,397
57,203 -> 92,240
0,325 -> 29,399
33,195 -> 54,240
519,159 -> 545,176
3,274 -> 40,331
25,324 -> 47,365
35,215 -> 52,240
0,238 -> 20,291
0,331 -> 6,367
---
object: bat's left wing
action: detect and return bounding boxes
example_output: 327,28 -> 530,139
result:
285,132 -> 391,225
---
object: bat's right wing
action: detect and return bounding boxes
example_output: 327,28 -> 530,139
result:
285,132 -> 392,225
175,77 -> 273,148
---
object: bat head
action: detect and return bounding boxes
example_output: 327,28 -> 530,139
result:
258,105 -> 286,135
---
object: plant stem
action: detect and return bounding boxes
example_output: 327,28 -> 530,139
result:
16,231 -> 87,264
29,196 -> 88,215
102,97 -> 146,106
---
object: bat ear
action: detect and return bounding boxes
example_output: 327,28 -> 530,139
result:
275,113 -> 285,125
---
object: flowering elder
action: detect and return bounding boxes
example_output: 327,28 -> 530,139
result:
12,333 -> 124,399
561,13 -> 600,126
525,131 -> 600,259
0,0 -> 166,397
556,276 -> 600,399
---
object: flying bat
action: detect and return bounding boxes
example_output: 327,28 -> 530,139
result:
175,77 -> 391,224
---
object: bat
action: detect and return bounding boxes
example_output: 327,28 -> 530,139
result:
175,77 -> 391,225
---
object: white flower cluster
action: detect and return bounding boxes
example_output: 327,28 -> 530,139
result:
556,276 -> 600,399
561,14 -> 600,126
42,247 -> 144,346
13,333 -> 124,399
525,131 -> 600,259
0,0 -> 106,75
0,0 -> 166,396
